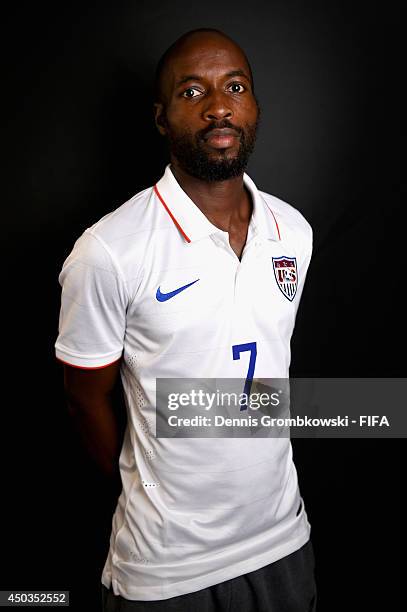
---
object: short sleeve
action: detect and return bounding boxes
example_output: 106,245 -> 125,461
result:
54,229 -> 128,369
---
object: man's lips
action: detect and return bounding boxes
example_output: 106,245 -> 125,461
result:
203,128 -> 240,149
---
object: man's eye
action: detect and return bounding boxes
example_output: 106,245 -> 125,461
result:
182,87 -> 201,98
228,83 -> 246,93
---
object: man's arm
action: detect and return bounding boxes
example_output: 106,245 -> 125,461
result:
62,359 -> 123,486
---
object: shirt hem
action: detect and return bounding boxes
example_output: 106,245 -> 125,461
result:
101,527 -> 311,601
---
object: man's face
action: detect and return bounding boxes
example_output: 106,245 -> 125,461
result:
154,34 -> 260,182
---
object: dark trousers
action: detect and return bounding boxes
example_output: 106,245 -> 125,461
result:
101,539 -> 317,611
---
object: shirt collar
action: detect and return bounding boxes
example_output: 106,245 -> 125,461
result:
154,163 -> 281,243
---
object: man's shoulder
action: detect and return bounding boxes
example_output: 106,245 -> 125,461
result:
88,185 -> 154,242
82,181 -> 175,258
64,183 -> 165,280
259,188 -> 313,244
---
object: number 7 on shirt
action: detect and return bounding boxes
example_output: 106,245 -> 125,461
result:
232,341 -> 257,411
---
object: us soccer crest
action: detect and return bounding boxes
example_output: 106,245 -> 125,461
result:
272,256 -> 298,301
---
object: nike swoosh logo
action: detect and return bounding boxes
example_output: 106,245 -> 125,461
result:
156,279 -> 200,302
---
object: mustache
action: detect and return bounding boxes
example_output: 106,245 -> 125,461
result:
197,120 -> 244,141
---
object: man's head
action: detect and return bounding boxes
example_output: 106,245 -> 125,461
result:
153,28 -> 260,182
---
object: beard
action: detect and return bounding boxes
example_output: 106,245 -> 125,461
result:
163,110 -> 260,182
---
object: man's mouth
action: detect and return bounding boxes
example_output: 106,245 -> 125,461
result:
203,128 -> 240,149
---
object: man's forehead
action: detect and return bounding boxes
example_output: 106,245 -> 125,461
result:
156,31 -> 254,103
175,50 -> 246,73
167,42 -> 250,86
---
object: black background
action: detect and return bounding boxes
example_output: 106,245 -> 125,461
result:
3,0 -> 404,610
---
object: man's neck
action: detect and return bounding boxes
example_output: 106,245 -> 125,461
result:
169,160 -> 252,232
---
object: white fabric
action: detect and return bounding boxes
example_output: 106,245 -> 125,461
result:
55,164 -> 313,601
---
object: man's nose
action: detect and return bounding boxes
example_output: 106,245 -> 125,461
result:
202,91 -> 233,121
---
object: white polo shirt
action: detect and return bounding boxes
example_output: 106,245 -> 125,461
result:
54,163 -> 313,601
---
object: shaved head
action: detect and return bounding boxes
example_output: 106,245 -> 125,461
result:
154,28 -> 254,106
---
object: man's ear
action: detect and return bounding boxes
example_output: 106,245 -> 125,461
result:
154,103 -> 167,136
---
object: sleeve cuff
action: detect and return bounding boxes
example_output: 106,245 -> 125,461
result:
55,346 -> 123,369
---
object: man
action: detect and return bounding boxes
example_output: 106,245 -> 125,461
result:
55,28 -> 316,611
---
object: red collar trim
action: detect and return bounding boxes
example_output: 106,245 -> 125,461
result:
153,184 -> 191,243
